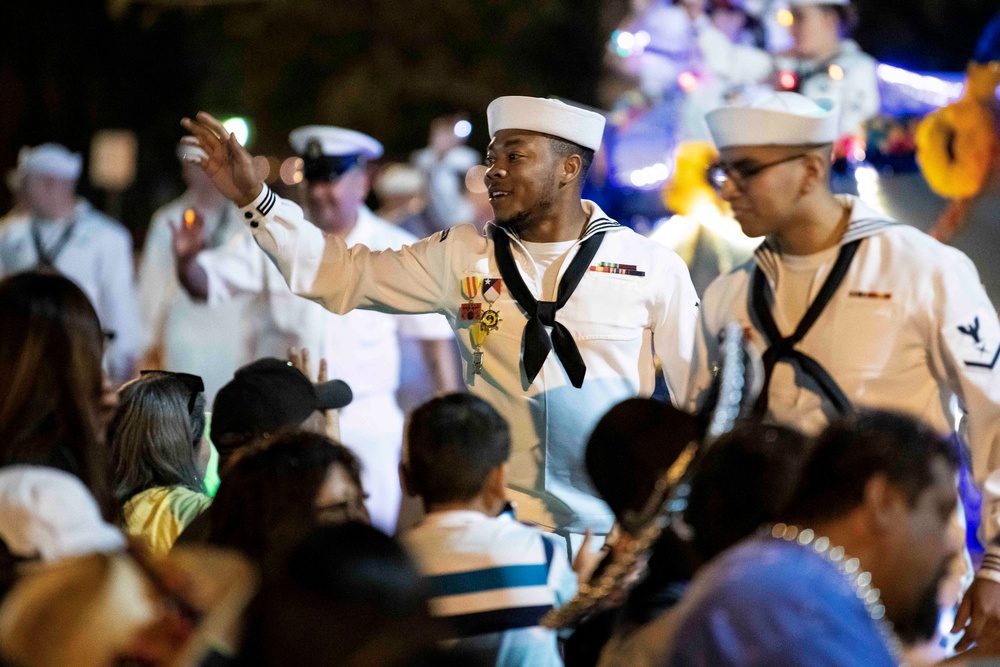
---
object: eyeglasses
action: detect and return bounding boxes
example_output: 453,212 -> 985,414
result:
706,151 -> 816,193
139,370 -> 205,415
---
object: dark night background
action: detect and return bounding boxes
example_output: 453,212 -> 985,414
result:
1,0 -> 996,242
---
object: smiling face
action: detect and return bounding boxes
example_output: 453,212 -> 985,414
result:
484,130 -> 562,233
305,168 -> 369,235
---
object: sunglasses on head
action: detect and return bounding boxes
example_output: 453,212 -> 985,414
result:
140,370 -> 205,415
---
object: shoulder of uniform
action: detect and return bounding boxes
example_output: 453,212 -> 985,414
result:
879,224 -> 969,266
433,222 -> 486,247
703,258 -> 754,303
82,207 -> 130,237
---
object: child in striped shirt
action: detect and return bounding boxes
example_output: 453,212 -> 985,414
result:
400,393 -> 578,667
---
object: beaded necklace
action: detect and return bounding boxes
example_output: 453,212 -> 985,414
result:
768,523 -> 906,666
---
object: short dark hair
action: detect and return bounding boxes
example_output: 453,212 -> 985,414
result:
685,421 -> 811,561
785,410 -> 959,526
548,137 -> 595,184
208,429 -> 366,561
406,394 -> 510,506
239,522 -> 442,667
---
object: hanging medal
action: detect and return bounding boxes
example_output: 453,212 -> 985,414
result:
461,276 -> 486,376
470,321 -> 488,375
460,276 -> 483,322
480,278 -> 503,334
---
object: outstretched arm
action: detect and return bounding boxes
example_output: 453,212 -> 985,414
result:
180,112 -> 456,317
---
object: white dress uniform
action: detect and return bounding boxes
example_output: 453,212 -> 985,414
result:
236,191 -> 697,537
696,17 -> 880,138
691,93 -> 1000,584
197,204 -> 452,534
136,194 -> 253,401
0,200 -> 141,383
226,98 -> 699,536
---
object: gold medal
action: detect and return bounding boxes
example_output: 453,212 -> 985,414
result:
480,308 -> 501,333
470,323 -> 488,376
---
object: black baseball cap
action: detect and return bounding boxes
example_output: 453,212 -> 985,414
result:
210,358 -> 353,443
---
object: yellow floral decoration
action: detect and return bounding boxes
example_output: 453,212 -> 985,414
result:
916,62 -> 1000,200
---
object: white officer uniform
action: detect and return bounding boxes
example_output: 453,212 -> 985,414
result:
689,93 -> 1000,584
136,144 -> 253,400
233,98 -> 700,536
0,145 -> 141,384
695,0 -> 880,139
195,127 -> 453,535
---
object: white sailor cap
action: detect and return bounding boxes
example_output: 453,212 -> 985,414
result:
487,96 -> 606,152
289,126 -> 383,182
176,142 -> 208,163
19,143 -> 83,180
706,92 -> 839,149
788,0 -> 850,6
374,164 -> 425,198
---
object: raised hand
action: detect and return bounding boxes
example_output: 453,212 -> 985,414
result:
180,112 -> 269,207
170,208 -> 206,266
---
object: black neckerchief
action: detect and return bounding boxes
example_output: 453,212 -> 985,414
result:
31,215 -> 78,269
750,239 -> 862,416
493,229 -> 606,388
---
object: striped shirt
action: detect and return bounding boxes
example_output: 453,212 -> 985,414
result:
402,510 -> 577,666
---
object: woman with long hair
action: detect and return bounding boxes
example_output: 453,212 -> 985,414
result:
0,270 -> 115,520
207,430 -> 368,562
108,371 -> 211,556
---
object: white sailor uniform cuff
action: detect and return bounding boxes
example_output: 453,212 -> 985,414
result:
239,184 -> 276,229
977,545 -> 1000,584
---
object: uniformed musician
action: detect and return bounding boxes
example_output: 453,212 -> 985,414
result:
179,97 -> 700,551
689,91 -> 1000,649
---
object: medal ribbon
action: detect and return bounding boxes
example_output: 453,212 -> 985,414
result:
493,230 -> 606,388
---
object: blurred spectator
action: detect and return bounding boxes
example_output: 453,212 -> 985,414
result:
374,162 -> 427,229
663,411 -> 962,666
0,466 -> 125,599
206,430 -> 368,562
694,0 -> 880,144
108,371 -> 212,557
589,419 -> 811,667
136,143 -> 253,401
0,144 -> 142,385
239,521 -> 453,667
411,113 -> 481,235
400,394 -> 578,667
0,546 -> 255,667
207,357 -> 352,469
0,271 -> 117,521
176,357 -> 353,545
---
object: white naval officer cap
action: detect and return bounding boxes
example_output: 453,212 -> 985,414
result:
706,92 -> 840,149
487,96 -> 606,152
19,143 -> 83,181
288,125 -> 384,182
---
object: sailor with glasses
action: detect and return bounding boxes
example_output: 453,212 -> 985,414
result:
689,92 -> 1000,648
